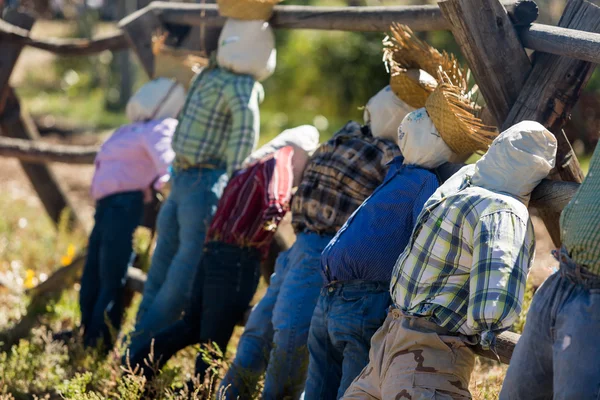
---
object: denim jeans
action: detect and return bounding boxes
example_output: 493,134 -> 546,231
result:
500,247 -> 600,400
126,242 -> 260,378
220,232 -> 334,400
305,281 -> 391,400
80,191 -> 143,350
128,167 -> 228,355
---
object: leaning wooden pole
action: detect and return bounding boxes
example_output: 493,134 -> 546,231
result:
439,0 -> 597,246
0,11 -> 84,229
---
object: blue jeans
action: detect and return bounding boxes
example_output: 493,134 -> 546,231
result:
126,242 -> 261,379
500,247 -> 600,400
305,281 -> 391,399
220,232 -> 334,400
128,167 -> 228,355
80,191 -> 143,350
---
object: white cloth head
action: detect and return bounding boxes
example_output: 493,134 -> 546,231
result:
363,85 -> 414,143
217,19 -> 277,82
472,120 -> 557,204
243,125 -> 320,172
397,107 -> 456,169
125,78 -> 186,123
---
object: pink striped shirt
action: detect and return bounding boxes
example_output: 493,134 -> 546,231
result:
91,118 -> 177,202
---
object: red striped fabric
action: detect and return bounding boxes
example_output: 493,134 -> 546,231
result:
206,146 -> 294,259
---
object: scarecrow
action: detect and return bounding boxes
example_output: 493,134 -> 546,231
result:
343,114 -> 556,399
500,139 -> 600,400
128,9 -> 277,356
79,78 -> 186,352
220,92 -> 405,399
125,126 -> 320,383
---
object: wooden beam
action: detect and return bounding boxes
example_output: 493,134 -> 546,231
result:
503,0 -> 600,244
0,136 -> 97,164
151,1 -> 527,32
119,7 -> 163,77
472,331 -> 520,365
0,9 -> 34,113
0,88 -> 84,229
439,0 -> 531,125
522,23 -> 600,65
0,20 -> 129,56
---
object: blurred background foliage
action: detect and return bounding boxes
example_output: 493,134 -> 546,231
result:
10,0 -> 600,150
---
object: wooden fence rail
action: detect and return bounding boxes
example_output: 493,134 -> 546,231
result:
0,2 -> 598,67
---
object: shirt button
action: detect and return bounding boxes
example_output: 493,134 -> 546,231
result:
328,287 -> 334,293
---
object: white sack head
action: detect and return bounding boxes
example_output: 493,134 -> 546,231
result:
126,78 -> 186,123
472,120 -> 557,203
363,85 -> 414,143
217,19 -> 276,82
397,107 -> 456,169
243,125 -> 320,173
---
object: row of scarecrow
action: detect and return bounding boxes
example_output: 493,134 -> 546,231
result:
78,0 -> 564,397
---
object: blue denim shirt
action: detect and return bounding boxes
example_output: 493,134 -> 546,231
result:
321,156 -> 439,283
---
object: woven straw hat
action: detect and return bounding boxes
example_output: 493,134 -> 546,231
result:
425,75 -> 498,155
152,33 -> 208,88
384,23 -> 468,109
217,0 -> 281,20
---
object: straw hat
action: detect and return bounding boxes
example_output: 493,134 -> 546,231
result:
383,23 -> 468,109
217,0 -> 282,20
152,33 -> 209,88
425,74 -> 498,155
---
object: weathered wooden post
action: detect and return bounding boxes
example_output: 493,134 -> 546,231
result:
439,0 -> 599,246
0,11 -> 84,229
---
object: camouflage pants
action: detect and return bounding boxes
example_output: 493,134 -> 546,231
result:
342,309 -> 475,400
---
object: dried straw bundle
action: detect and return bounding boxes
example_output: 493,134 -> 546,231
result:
217,0 -> 282,20
383,23 -> 469,108
152,33 -> 208,88
425,73 -> 498,155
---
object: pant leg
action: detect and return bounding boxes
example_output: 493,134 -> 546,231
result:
131,169 -> 227,352
79,208 -> 103,332
125,254 -> 206,375
552,279 -> 600,400
342,313 -> 393,400
499,273 -> 561,400
379,316 -> 474,400
127,318 -> 199,379
84,192 -> 143,350
305,291 -> 342,400
195,243 -> 261,377
135,194 -> 179,323
219,247 -> 292,400
337,288 -> 390,399
263,232 -> 334,400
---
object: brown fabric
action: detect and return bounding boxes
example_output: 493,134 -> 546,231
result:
342,310 -> 475,400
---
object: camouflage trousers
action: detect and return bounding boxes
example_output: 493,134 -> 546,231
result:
342,308 -> 475,400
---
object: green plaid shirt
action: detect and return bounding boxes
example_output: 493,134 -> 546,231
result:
172,66 -> 263,176
391,165 -> 535,343
560,144 -> 600,275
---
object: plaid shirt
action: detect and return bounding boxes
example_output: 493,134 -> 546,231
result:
560,144 -> 600,275
207,147 -> 294,259
172,66 -> 263,176
291,121 -> 401,234
390,165 -> 535,346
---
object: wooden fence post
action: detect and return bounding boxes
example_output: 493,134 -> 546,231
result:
0,10 -> 84,229
439,0 -> 596,246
